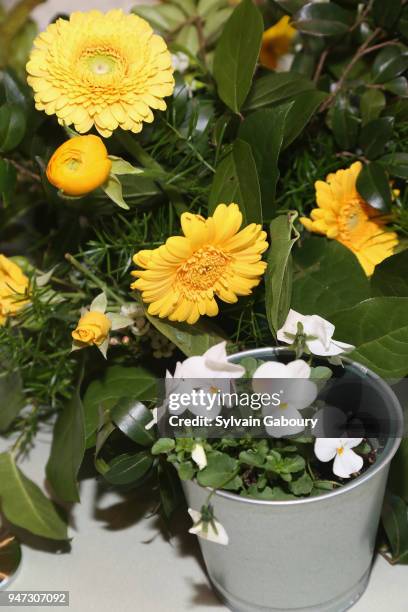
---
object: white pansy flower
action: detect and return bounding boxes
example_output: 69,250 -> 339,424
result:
191,443 -> 207,470
172,52 -> 189,74
314,438 -> 363,478
188,508 -> 229,546
277,309 -> 355,357
252,360 -> 318,438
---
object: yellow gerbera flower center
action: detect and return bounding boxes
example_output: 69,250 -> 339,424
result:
338,198 -> 368,237
83,51 -> 121,76
177,246 -> 231,295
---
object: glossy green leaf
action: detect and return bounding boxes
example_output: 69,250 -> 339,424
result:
0,452 -> 67,540
382,494 -> 408,564
356,162 -> 391,210
293,2 -> 352,36
282,90 -> 328,148
292,238 -> 370,318
371,251 -> 408,297
383,76 -> 408,96
379,152 -> 408,179
213,0 -> 263,113
243,72 -> 315,112
331,95 -> 360,150
372,46 -> 408,84
46,383 -> 85,503
359,117 -> 394,160
208,139 -> 262,224
103,451 -> 153,485
360,89 -> 386,126
373,0 -> 402,29
111,398 -> 155,447
265,212 -> 300,337
238,106 -> 291,217
0,369 -> 24,432
0,103 -> 26,152
331,297 -> 408,377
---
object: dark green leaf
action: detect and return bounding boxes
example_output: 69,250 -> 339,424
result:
208,139 -> 262,224
243,72 -> 315,112
111,398 -> 155,447
292,238 -> 370,318
293,2 -> 352,36
359,117 -> 394,160
265,212 -> 300,336
373,0 -> 402,29
158,462 -> 182,519
213,0 -> 263,113
360,89 -> 386,126
382,494 -> 408,564
0,369 -> 24,432
371,251 -> 408,297
379,152 -> 408,179
0,103 -> 26,152
383,76 -> 408,96
0,158 -> 17,206
238,106 -> 291,217
282,90 -> 328,148
372,47 -> 408,84
46,383 -> 85,503
331,297 -> 408,377
389,440 -> 408,503
103,451 -> 153,485
0,452 -> 67,540
331,95 -> 360,150
356,162 -> 391,210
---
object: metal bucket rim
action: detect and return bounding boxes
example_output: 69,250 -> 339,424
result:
199,346 -> 404,507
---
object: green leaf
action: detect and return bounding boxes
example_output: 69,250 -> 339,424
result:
288,472 -> 313,495
0,158 -> 17,206
0,369 -> 24,432
103,452 -> 153,486
0,103 -> 26,152
293,2 -> 352,36
331,95 -> 360,151
373,0 -> 402,30
177,460 -> 195,480
360,89 -> 386,126
46,382 -> 85,503
213,0 -> 263,113
111,399 -> 155,447
145,312 -> 226,357
379,152 -> 408,179
383,76 -> 408,96
109,156 -> 143,175
132,4 -> 186,31
372,47 -> 408,84
265,212 -> 300,337
83,366 -> 156,446
242,484 -> 295,500
331,297 -> 408,377
282,90 -> 328,148
197,451 -> 240,490
292,238 -> 370,318
102,175 -> 129,210
243,72 -> 315,112
152,438 -> 176,455
356,162 -> 391,211
0,452 -> 67,540
389,440 -> 408,504
359,117 -> 394,160
382,494 -> 408,564
238,106 -> 290,217
371,251 -> 408,297
208,139 -> 262,224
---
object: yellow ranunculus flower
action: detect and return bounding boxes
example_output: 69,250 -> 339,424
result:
46,135 -> 112,197
72,310 -> 111,346
260,16 -> 296,71
0,255 -> 29,325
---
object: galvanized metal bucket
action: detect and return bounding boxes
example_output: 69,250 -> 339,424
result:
182,348 -> 403,612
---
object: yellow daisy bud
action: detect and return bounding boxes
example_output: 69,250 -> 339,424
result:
0,254 -> 29,325
46,135 -> 112,197
72,311 -> 111,346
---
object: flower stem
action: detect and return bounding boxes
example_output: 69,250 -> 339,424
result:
64,253 -> 122,305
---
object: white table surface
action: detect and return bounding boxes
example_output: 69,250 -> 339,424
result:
0,433 -> 406,612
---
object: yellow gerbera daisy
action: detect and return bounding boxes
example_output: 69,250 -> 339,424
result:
26,10 -> 174,138
131,204 -> 268,324
259,16 -> 296,71
0,255 -> 30,325
300,161 -> 398,276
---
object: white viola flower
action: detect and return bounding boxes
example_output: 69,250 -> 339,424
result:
277,309 -> 355,357
253,360 -> 318,438
191,443 -> 207,470
164,341 -> 245,417
314,438 -> 364,478
188,508 -> 229,546
172,52 -> 189,74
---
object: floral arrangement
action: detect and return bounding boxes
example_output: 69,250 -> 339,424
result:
0,0 -> 407,566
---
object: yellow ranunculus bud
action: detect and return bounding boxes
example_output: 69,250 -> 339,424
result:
46,135 -> 112,197
72,310 -> 111,346
0,254 -> 30,325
